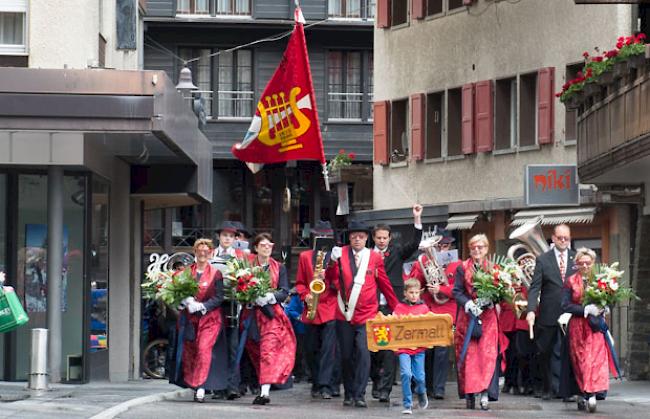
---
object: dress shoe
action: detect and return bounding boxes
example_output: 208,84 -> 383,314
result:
343,398 -> 353,407
331,390 -> 341,398
211,390 -> 225,400
433,393 -> 444,400
194,388 -> 205,403
371,389 -> 380,399
465,395 -> 475,410
577,397 -> 586,411
321,391 -> 332,400
354,399 -> 368,408
226,390 -> 240,400
252,395 -> 270,405
378,391 -> 390,402
480,400 -> 489,411
417,393 -> 428,409
587,395 -> 597,413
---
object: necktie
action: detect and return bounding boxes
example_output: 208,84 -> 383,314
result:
354,252 -> 360,268
559,252 -> 566,281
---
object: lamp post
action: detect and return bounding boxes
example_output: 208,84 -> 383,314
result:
175,66 -> 198,102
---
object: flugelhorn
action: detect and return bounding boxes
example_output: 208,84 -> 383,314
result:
417,236 -> 449,304
306,250 -> 326,321
507,216 -> 550,317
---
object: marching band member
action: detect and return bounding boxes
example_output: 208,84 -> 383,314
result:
409,235 -> 457,400
211,221 -> 246,400
452,234 -> 508,411
326,220 -> 399,408
561,248 -> 614,413
370,204 -> 423,402
241,233 -> 296,405
171,238 -> 226,403
295,220 -> 340,399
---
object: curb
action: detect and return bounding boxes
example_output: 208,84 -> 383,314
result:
89,388 -> 192,419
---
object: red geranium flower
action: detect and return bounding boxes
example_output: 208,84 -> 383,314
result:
638,33 -> 647,41
616,41 -> 624,49
583,51 -> 589,58
348,152 -> 356,160
338,149 -> 345,154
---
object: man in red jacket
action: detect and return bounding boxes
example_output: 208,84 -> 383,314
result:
409,235 -> 458,400
326,220 -> 399,408
295,220 -> 339,399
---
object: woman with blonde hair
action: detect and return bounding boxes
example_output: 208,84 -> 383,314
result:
452,234 -> 508,411
561,247 -> 615,413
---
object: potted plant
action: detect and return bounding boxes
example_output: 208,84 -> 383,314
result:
616,34 -> 647,69
328,149 -> 356,183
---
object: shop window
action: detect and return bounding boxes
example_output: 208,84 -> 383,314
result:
495,77 -> 517,150
391,0 -> 408,26
426,0 -> 443,16
447,87 -> 463,156
328,51 -> 363,120
390,98 -> 408,162
565,63 -> 582,143
176,0 -> 210,14
448,0 -> 465,11
426,91 -> 443,159
519,72 -> 538,147
0,0 -> 27,55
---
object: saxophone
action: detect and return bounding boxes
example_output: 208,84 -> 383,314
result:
306,250 -> 326,321
418,236 -> 449,304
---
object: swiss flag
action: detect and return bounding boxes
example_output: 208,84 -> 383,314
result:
231,9 -> 325,166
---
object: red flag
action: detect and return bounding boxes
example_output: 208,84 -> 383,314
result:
232,14 -> 325,165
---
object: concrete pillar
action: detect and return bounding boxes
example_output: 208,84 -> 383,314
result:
47,166 -> 64,383
129,199 -> 143,379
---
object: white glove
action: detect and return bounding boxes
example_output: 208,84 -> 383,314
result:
255,292 -> 277,306
584,304 -> 601,318
187,301 -> 206,314
330,246 -> 342,262
181,296 -> 195,306
604,306 -> 611,316
465,300 -> 483,317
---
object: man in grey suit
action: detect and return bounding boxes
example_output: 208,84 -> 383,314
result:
526,224 -> 575,400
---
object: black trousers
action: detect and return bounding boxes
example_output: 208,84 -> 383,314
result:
534,324 -> 561,395
305,321 -> 338,393
224,325 -> 240,392
336,320 -> 370,401
425,346 -> 449,396
370,349 -> 395,395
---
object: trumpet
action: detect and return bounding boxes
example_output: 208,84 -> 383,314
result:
418,236 -> 449,304
306,250 -> 326,321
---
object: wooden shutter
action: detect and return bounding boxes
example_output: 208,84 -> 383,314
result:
412,0 -> 425,19
410,93 -> 425,161
373,101 -> 390,165
538,67 -> 555,144
377,0 -> 391,29
475,80 -> 494,153
461,83 -> 475,154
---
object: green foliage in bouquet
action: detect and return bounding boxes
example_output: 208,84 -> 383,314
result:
471,255 -> 523,306
582,262 -> 639,308
141,268 -> 199,308
223,257 -> 273,304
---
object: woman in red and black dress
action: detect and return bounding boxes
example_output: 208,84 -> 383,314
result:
241,233 -> 296,405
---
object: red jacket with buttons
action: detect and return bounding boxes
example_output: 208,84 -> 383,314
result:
295,249 -> 338,325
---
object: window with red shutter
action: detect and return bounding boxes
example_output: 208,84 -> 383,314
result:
538,67 -> 555,145
475,80 -> 494,153
461,83 -> 475,154
426,91 -> 443,159
410,93 -> 425,161
495,77 -> 517,150
412,0 -> 425,19
447,87 -> 463,156
373,101 -> 390,165
519,72 -> 537,147
377,0 -> 391,28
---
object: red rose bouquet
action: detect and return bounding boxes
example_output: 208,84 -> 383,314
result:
223,257 -> 272,304
582,262 -> 638,308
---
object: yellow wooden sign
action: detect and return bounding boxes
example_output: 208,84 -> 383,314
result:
366,312 -> 454,352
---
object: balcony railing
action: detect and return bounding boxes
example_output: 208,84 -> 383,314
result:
576,50 -> 650,181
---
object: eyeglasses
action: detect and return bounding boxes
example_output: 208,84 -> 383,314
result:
257,242 -> 274,248
469,245 -> 486,250
554,236 -> 571,242
349,233 -> 367,240
576,261 -> 593,266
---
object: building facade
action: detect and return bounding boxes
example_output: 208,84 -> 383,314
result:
370,0 -> 646,377
143,0 -> 376,254
0,0 -> 211,383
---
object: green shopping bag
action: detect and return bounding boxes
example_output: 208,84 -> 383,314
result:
0,287 -> 29,333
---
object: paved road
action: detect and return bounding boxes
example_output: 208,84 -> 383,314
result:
119,381 -> 650,418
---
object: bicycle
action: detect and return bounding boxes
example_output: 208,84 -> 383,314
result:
142,338 -> 169,379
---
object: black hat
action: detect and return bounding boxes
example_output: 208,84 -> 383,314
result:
347,220 -> 369,234
233,221 -> 252,238
311,220 -> 333,236
216,220 -> 239,234
440,236 -> 456,245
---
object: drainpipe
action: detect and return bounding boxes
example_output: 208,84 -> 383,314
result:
47,166 -> 63,383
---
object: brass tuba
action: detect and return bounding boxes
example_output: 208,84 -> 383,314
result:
306,250 -> 326,321
417,236 -> 449,304
507,216 -> 550,316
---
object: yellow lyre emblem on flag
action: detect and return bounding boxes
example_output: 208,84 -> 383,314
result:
257,86 -> 311,153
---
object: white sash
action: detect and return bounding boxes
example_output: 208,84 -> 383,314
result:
337,248 -> 370,321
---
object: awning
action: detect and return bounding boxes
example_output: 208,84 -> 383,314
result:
511,207 -> 597,226
445,213 -> 480,230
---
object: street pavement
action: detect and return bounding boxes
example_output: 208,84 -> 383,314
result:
2,378 -> 650,418
119,380 -> 650,419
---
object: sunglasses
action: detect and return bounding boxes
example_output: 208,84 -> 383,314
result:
257,242 -> 274,248
469,245 -> 486,250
